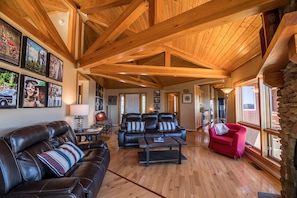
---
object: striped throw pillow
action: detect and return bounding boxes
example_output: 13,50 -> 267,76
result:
159,122 -> 176,132
37,142 -> 84,177
127,121 -> 145,132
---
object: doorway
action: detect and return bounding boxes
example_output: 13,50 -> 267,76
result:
166,92 -> 180,121
119,93 -> 147,123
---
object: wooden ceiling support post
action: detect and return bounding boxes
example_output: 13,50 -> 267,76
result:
288,34 -> 297,64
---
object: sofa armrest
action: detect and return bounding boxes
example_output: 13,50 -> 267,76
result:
118,129 -> 127,147
77,140 -> 108,150
10,177 -> 84,198
176,126 -> 187,141
232,129 -> 247,151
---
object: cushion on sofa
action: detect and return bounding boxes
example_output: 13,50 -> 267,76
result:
37,142 -> 84,176
214,123 -> 229,135
159,122 -> 176,132
127,121 -> 145,132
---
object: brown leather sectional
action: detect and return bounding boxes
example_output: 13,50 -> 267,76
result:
0,120 -> 110,198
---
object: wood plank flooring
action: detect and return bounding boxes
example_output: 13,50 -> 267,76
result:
97,128 -> 281,198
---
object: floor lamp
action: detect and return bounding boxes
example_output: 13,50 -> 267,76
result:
220,88 -> 233,123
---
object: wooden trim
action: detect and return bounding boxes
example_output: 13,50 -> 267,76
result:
245,148 -> 280,179
238,121 -> 260,130
263,128 -> 281,136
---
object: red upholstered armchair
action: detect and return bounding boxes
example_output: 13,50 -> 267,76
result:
208,123 -> 246,159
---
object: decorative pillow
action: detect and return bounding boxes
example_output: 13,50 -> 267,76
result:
37,142 -> 84,177
127,121 -> 145,132
214,123 -> 230,135
159,122 -> 176,132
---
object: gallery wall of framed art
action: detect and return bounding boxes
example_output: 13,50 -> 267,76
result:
0,18 -> 64,109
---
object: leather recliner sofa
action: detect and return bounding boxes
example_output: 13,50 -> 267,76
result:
118,112 -> 186,148
0,120 -> 110,198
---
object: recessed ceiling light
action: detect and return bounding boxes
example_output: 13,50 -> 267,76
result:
58,19 -> 64,25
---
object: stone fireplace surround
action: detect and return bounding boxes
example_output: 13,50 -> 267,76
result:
279,62 -> 297,197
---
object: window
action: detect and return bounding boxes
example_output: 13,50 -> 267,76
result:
236,80 -> 260,150
270,88 -> 280,130
236,78 -> 281,162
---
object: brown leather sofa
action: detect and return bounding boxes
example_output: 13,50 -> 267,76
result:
118,112 -> 186,147
0,121 -> 110,198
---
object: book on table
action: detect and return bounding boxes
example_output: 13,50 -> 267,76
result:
153,137 -> 164,142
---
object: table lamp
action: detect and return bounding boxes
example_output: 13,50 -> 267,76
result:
70,104 -> 89,132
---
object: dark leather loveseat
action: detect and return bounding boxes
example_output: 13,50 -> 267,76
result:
118,112 -> 186,147
0,120 -> 110,198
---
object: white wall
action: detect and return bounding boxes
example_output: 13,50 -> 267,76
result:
0,13 -> 77,136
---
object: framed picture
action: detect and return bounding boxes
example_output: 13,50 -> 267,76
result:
154,90 -> 160,97
154,103 -> 160,110
96,83 -> 103,97
47,82 -> 62,107
0,18 -> 22,66
182,93 -> 192,104
21,36 -> 47,76
154,97 -> 160,103
19,75 -> 47,108
47,53 -> 63,82
108,96 -> 117,105
0,67 -> 19,108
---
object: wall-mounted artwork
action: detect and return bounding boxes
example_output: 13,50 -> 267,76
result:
108,96 -> 117,105
96,83 -> 103,98
95,97 -> 103,111
47,82 -> 62,107
182,93 -> 192,104
21,37 -> 47,76
19,75 -> 47,108
0,18 -> 22,66
0,67 -> 19,108
47,53 -> 63,82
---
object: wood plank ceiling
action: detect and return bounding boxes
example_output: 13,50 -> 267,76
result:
0,0 -> 289,89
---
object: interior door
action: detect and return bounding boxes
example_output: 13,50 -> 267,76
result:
125,94 -> 140,113
167,92 -> 180,121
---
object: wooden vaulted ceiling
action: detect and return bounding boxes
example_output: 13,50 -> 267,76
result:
0,0 -> 290,89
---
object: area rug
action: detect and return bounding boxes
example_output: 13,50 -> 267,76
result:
258,192 -> 281,198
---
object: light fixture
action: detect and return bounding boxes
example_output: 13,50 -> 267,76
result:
221,87 -> 233,94
70,104 -> 89,132
58,19 -> 64,25
220,87 -> 233,123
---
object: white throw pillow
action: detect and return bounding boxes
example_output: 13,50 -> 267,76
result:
214,123 -> 229,135
159,122 -> 176,132
127,121 -> 145,132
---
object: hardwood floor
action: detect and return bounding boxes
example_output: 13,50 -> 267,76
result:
97,128 -> 281,198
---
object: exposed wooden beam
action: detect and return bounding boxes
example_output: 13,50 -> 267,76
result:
64,0 -> 78,57
90,63 -> 230,78
40,0 -> 69,12
79,0 -> 288,69
148,0 -> 155,26
80,0 -> 132,14
84,0 -> 148,56
0,1 -> 75,62
15,0 -> 72,60
260,11 -> 297,76
288,34 -> 297,64
91,73 -> 161,89
165,50 -> 171,67
163,45 -> 221,70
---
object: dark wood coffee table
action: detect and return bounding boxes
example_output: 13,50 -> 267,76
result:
138,136 -> 187,166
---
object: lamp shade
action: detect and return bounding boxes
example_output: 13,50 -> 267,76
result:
221,88 -> 233,94
70,104 -> 89,116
